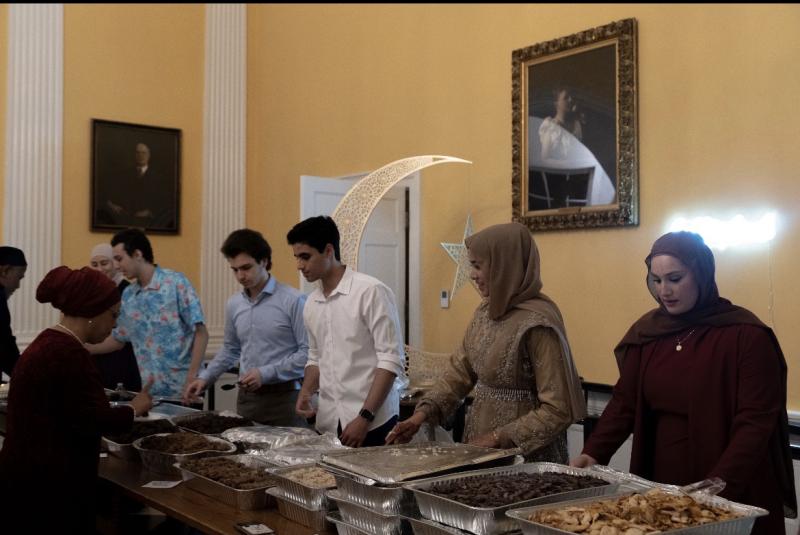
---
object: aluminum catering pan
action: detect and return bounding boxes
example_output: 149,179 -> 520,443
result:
102,419 -> 179,461
170,410 -> 253,436
133,433 -> 237,477
327,511 -> 374,535
405,515 -> 477,535
326,489 -> 406,535
320,442 -> 521,485
505,487 -> 769,535
324,463 -> 417,516
404,462 -> 626,535
269,463 -> 337,511
268,487 -> 334,532
176,454 -> 278,510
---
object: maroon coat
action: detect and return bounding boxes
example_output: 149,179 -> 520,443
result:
584,323 -> 794,535
0,328 -> 133,532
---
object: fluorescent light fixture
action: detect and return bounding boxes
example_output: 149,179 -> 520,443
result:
666,212 -> 777,250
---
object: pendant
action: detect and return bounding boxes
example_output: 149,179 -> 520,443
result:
676,344 -> 683,351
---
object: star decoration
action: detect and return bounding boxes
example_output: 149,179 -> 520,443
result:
440,214 -> 477,301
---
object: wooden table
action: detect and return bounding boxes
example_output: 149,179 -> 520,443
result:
98,455 -> 328,535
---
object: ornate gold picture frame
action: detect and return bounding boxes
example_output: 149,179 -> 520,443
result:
512,18 -> 638,231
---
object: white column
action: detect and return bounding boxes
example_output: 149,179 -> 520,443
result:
3,4 -> 64,348
201,4 -> 247,354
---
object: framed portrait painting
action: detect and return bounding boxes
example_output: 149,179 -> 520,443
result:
511,18 -> 638,231
91,119 -> 181,234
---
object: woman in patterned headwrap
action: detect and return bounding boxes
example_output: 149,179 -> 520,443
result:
387,222 -> 586,462
0,266 -> 152,533
572,231 -> 796,535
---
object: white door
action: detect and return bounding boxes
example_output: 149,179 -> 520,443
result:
300,174 -> 420,345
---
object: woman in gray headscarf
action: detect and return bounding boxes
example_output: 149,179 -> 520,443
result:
88,243 -> 141,391
387,222 -> 585,461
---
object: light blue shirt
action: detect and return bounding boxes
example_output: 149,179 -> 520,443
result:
113,266 -> 205,398
199,275 -> 308,385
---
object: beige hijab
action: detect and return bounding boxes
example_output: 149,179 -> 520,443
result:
465,222 -> 586,420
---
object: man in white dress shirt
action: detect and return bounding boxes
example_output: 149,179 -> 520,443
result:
288,216 -> 405,447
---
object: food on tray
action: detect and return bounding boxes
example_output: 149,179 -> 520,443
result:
107,390 -> 135,401
179,414 -> 253,434
104,419 -> 177,444
283,466 -> 336,488
180,456 -> 277,490
528,488 -> 741,534
139,432 -> 232,454
428,471 -> 609,508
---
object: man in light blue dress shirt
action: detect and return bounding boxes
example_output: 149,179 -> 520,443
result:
185,229 -> 309,426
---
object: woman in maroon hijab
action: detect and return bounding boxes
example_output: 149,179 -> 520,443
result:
572,231 -> 796,534
0,266 -> 152,533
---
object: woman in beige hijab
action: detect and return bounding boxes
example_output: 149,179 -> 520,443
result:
387,222 -> 585,461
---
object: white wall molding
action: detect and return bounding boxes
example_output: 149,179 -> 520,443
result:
3,4 -> 64,349
200,4 -> 247,355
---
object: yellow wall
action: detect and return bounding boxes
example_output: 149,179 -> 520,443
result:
0,5 -> 796,409
0,5 -> 6,239
62,4 -> 205,286
248,4 -> 800,409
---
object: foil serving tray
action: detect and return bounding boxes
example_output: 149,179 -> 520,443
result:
320,442 -> 520,485
404,462 -> 626,535
505,486 -> 768,535
176,454 -> 278,510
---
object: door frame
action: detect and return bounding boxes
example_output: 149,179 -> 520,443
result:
299,171 -> 422,347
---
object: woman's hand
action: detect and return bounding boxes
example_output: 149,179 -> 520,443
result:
468,430 -> 501,449
130,378 -> 154,417
385,411 -> 427,444
569,453 -> 597,468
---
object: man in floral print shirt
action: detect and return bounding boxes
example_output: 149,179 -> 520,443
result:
87,229 -> 207,398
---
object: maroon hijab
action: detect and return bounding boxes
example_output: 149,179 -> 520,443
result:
614,231 -> 767,368
36,266 -> 119,318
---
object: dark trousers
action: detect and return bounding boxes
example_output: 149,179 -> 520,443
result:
236,381 -> 309,428
337,415 -> 398,447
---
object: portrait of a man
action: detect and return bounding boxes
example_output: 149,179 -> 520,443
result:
92,119 -> 181,234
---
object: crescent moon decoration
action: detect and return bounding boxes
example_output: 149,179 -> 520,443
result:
331,155 -> 472,269
440,214 -> 477,301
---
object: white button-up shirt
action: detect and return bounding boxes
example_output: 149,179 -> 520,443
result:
304,267 -> 405,434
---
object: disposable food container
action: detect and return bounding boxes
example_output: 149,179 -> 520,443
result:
132,432 -> 236,477
176,454 -> 278,510
403,462 -> 625,535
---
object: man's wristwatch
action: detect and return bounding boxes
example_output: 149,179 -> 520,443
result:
359,408 -> 375,422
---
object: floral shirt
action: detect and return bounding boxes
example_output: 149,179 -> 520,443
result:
112,267 -> 205,397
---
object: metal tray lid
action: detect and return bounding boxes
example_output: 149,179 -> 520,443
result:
320,442 -> 521,484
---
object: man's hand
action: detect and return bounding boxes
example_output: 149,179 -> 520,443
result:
295,389 -> 317,419
183,378 -> 207,405
130,378 -> 155,417
238,369 -> 263,392
340,416 -> 370,448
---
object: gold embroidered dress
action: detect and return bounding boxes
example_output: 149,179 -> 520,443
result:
415,223 -> 586,461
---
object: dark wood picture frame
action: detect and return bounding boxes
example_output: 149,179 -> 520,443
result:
91,119 -> 181,234
512,18 -> 638,231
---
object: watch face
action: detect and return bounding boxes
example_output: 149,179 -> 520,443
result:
359,408 -> 375,422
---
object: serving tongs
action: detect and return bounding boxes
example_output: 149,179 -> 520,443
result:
589,465 -> 726,497
677,477 -> 726,497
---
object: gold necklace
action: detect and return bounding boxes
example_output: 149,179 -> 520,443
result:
675,328 -> 696,352
56,323 -> 83,344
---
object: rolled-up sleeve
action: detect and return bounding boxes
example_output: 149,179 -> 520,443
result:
363,284 -> 404,377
